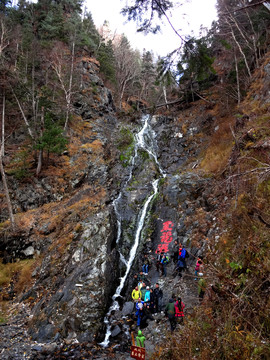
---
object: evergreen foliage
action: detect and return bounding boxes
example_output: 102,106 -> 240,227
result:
177,36 -> 216,90
80,12 -> 100,52
0,0 -> 12,14
35,115 -> 68,160
121,0 -> 173,33
97,40 -> 116,84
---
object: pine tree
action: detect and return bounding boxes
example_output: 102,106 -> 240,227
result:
97,40 -> 116,84
35,113 -> 67,162
121,0 -> 173,33
80,12 -> 100,54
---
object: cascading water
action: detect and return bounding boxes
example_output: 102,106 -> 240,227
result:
100,114 -> 165,347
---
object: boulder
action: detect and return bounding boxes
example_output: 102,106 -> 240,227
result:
121,302 -> 134,316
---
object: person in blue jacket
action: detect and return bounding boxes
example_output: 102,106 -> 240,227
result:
176,258 -> 185,277
135,298 -> 144,326
178,244 -> 188,270
144,286 -> 151,303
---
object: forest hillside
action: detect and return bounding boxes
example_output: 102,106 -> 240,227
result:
0,1 -> 269,359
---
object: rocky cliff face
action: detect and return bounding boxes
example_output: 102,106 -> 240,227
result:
0,52 -> 241,354
0,57 -> 126,343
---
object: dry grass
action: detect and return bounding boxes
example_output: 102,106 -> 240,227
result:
0,259 -> 36,292
200,139 -> 233,173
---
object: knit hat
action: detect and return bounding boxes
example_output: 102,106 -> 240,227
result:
138,330 -> 142,336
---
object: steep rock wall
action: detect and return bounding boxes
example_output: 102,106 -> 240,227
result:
0,57 -> 124,342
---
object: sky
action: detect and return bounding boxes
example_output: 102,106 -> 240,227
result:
86,0 -> 218,56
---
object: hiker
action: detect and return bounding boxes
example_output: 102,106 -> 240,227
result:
156,250 -> 162,272
178,244 -> 188,270
140,282 -> 147,301
135,298 -> 144,326
144,286 -> 151,303
138,280 -> 143,291
138,271 -> 146,284
142,254 -> 151,275
132,274 -> 139,289
149,288 -> 156,313
172,240 -> 179,263
195,258 -> 203,280
198,273 -> 206,301
160,253 -> 169,277
175,257 -> 185,277
140,302 -> 154,329
153,282 -> 163,313
136,330 -> 145,348
165,298 -> 176,331
132,286 -> 141,302
175,297 -> 185,323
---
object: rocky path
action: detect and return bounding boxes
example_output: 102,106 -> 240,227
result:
0,259 -> 199,360
133,258 -> 199,357
0,303 -> 35,360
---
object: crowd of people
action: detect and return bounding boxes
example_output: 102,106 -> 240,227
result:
132,280 -> 163,328
131,241 -> 205,342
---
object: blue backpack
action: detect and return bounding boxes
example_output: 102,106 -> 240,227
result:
181,248 -> 186,259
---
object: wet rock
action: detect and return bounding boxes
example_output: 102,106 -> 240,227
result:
32,323 -> 57,343
77,331 -> 93,343
32,345 -> 43,351
111,325 -> 122,337
122,302 -> 134,316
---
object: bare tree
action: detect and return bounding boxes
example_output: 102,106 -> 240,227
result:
234,51 -> 241,104
224,16 -> 252,78
36,106 -> 44,176
1,89 -> 4,156
50,41 -> 75,131
0,99 -> 15,230
11,87 -> 34,140
0,150 -> 15,230
114,36 -> 141,109
0,17 -> 9,57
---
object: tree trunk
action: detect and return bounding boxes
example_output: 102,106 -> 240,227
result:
0,145 -> 15,230
36,107 -> 44,176
227,20 -> 252,78
1,91 -> 5,157
14,42 -> 19,71
234,51 -> 241,105
119,79 -> 127,110
244,9 -> 259,67
163,86 -> 169,109
64,40 -> 75,131
32,60 -> 37,134
11,88 -> 34,140
36,149 -> 43,176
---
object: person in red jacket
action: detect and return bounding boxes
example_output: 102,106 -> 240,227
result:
174,297 -> 185,324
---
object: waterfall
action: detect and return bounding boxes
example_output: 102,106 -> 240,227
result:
100,114 -> 165,347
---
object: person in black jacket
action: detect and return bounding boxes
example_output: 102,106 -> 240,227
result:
172,240 -> 179,263
156,250 -> 162,272
149,288 -> 156,313
140,302 -> 154,329
132,273 -> 139,289
153,282 -> 163,313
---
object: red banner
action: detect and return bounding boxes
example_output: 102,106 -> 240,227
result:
130,345 -> 146,359
155,220 -> 174,253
